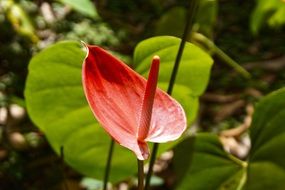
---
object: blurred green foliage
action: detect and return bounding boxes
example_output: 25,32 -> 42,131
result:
59,0 -> 98,17
251,0 -> 285,34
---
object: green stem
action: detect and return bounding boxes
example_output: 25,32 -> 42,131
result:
215,45 -> 251,78
60,146 -> 69,190
103,139 -> 115,190
144,0 -> 199,189
144,143 -> 159,190
192,32 -> 251,78
228,154 -> 248,168
167,1 -> 198,94
137,159 -> 145,190
236,168 -> 247,190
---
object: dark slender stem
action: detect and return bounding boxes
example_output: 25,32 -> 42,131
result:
103,139 -> 115,190
144,1 -> 199,189
137,159 -> 145,190
167,0 -> 198,95
144,143 -> 158,190
60,146 -> 69,190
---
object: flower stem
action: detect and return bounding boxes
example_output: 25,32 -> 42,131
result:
137,159 -> 145,190
103,139 -> 115,190
144,0 -> 198,189
144,143 -> 158,190
60,146 -> 69,190
167,0 -> 198,95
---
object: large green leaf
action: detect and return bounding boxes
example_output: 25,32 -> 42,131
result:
59,0 -> 98,18
134,36 -> 213,97
174,134 -> 245,190
25,41 -> 136,182
25,40 -> 204,183
173,88 -> 285,190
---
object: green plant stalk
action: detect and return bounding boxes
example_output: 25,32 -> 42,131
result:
192,32 -> 251,78
236,168 -> 247,190
137,159 -> 145,190
224,155 -> 248,189
228,154 -> 248,168
215,45 -> 251,78
144,143 -> 158,190
60,146 -> 69,190
144,0 -> 199,189
103,139 -> 115,190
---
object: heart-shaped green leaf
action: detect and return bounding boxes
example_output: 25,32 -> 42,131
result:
25,39 -> 212,182
25,41 -> 137,182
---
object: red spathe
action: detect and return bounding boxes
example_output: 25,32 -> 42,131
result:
82,45 -> 186,160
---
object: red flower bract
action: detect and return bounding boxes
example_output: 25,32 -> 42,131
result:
82,45 -> 186,160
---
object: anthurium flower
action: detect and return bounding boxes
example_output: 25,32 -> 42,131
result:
82,45 -> 186,160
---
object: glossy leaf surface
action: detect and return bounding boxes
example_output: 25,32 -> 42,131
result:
25,41 -> 136,182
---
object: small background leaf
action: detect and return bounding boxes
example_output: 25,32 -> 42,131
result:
250,0 -> 285,34
59,0 -> 98,18
155,7 -> 186,37
195,0 -> 218,37
154,0 -> 218,38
